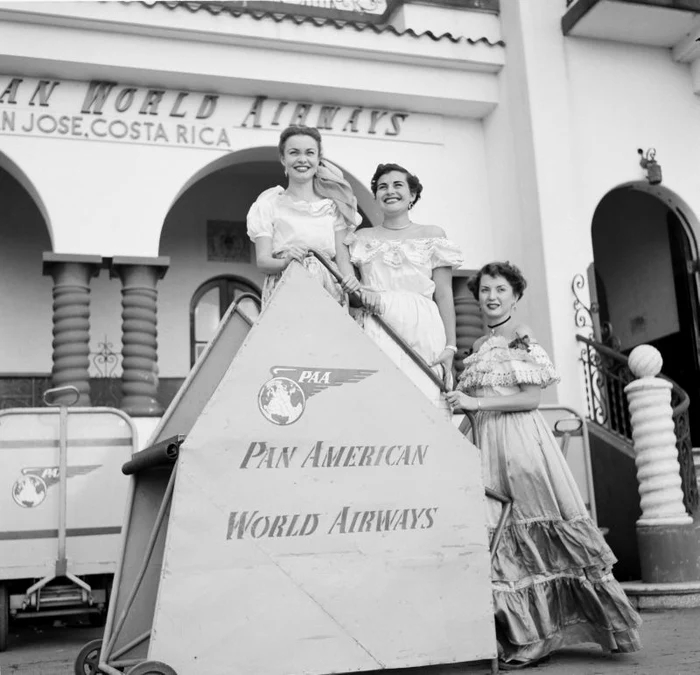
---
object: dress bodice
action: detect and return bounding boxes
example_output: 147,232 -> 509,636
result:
347,233 -> 462,298
458,334 -> 560,397
246,186 -> 345,258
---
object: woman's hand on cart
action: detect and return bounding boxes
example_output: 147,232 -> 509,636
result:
340,274 -> 362,294
445,390 -> 477,411
360,289 -> 383,314
431,349 -> 455,388
281,246 -> 309,265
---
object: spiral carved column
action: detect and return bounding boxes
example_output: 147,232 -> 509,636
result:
624,345 -> 691,527
453,272 -> 484,377
111,257 -> 169,417
42,254 -> 102,406
623,345 -> 700,584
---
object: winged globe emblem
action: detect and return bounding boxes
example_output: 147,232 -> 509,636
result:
12,465 -> 101,508
258,366 -> 376,426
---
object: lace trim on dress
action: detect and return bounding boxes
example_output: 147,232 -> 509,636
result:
345,233 -> 463,269
458,336 -> 560,390
247,185 -> 340,241
277,190 -> 337,216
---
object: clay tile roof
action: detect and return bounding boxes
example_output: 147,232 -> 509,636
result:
138,1 -> 504,47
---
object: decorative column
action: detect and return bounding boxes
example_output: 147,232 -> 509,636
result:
42,253 -> 102,406
110,257 -> 169,417
453,273 -> 484,378
625,344 -> 698,584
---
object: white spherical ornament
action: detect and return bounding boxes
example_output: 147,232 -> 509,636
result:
628,345 -> 663,378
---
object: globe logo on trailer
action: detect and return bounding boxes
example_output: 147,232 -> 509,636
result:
12,474 -> 47,508
257,366 -> 377,425
11,465 -> 101,508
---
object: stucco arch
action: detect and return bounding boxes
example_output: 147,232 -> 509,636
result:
594,180 -> 700,257
0,148 -> 53,248
162,145 -> 379,241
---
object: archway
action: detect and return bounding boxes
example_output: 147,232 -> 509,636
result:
0,150 -> 53,406
591,182 -> 700,442
157,146 -> 375,381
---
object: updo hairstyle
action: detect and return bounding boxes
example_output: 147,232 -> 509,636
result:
370,163 -> 423,207
278,125 -> 322,156
467,261 -> 528,300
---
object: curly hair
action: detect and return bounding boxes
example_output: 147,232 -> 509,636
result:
278,125 -> 322,155
370,163 -> 423,206
467,261 -> 528,300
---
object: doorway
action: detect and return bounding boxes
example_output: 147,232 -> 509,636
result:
591,185 -> 700,443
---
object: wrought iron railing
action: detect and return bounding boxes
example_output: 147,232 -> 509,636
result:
577,333 -> 698,514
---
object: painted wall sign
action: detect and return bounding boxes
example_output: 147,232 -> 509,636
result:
147,264 -> 495,674
0,75 -> 419,150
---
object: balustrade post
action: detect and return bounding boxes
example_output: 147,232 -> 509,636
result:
42,253 -> 102,406
624,344 -> 699,584
110,256 -> 169,417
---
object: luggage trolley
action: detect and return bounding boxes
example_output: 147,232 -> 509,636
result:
82,256 -> 511,675
0,385 -> 136,652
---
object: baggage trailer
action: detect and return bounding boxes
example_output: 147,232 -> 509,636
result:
82,261 -> 509,675
0,386 -> 136,652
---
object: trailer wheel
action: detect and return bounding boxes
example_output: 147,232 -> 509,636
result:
0,584 -> 8,652
74,639 -> 102,675
127,662 -> 178,675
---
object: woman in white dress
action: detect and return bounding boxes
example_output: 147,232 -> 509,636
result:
247,125 -> 361,305
344,163 -> 462,410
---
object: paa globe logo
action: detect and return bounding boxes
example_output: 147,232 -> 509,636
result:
12,465 -> 101,508
258,366 -> 376,426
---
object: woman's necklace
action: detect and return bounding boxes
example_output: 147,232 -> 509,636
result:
487,315 -> 511,335
381,221 -> 412,231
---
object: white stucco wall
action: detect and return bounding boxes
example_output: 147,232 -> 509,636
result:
0,169 -> 52,373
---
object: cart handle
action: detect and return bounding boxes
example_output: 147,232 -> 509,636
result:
122,435 -> 185,475
308,249 -> 447,393
43,385 -> 80,407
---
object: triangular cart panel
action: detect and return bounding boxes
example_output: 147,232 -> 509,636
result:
146,265 -> 495,675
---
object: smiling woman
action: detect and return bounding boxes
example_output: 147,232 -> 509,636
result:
246,125 -> 362,306
446,261 -> 642,669
343,162 -> 463,414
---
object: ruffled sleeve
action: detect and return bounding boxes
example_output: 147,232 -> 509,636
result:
431,238 -> 463,269
246,186 -> 283,241
343,231 -> 384,266
331,203 -> 362,233
458,336 -> 560,391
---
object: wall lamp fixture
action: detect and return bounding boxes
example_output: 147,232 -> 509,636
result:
638,148 -> 662,185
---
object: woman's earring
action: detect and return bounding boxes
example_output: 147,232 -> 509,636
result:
408,201 -> 414,210
284,167 -> 288,177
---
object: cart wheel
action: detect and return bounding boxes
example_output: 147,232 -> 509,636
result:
127,662 -> 178,675
74,638 -> 102,675
0,583 -> 8,652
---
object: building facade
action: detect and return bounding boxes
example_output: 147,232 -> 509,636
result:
2,1 -> 700,562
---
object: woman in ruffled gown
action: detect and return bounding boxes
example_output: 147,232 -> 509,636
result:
343,163 -> 462,411
247,125 -> 361,306
445,261 -> 642,670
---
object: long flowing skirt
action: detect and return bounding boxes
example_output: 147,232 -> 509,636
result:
356,290 -> 449,414
262,256 -> 345,306
474,408 -> 642,663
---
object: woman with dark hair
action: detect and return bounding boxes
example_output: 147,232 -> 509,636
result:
247,125 -> 361,305
343,163 -> 462,411
446,261 -> 642,670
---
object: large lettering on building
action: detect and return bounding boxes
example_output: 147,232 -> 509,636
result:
0,76 -> 412,150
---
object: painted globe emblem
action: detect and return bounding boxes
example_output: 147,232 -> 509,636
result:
12,474 -> 47,508
258,377 -> 306,425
